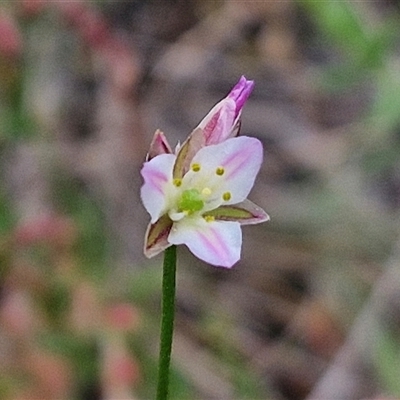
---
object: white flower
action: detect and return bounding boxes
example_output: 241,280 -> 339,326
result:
141,76 -> 268,267
141,136 -> 269,268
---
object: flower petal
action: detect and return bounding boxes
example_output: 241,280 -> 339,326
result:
146,129 -> 172,161
140,154 -> 176,223
144,214 -> 173,258
183,136 -> 263,207
168,218 -> 242,268
203,199 -> 270,225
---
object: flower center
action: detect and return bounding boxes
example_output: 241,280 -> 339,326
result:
169,162 -> 234,223
177,189 -> 204,214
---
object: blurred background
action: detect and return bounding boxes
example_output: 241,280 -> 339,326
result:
2,1 -> 400,399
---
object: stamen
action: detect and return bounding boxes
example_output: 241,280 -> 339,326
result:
173,178 -> 182,187
191,163 -> 201,172
202,187 -> 212,196
222,192 -> 231,201
204,215 -> 215,222
216,166 -> 225,176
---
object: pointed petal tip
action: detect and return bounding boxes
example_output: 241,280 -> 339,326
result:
258,211 -> 270,224
246,204 -> 270,225
228,76 -> 255,120
230,76 -> 254,97
212,258 -> 238,268
144,244 -> 168,259
240,75 -> 254,89
146,129 -> 173,160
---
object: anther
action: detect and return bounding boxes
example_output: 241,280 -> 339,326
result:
173,178 -> 182,187
216,166 -> 225,176
204,215 -> 215,222
191,163 -> 201,172
222,192 -> 231,201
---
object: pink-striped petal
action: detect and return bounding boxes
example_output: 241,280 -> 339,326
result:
183,136 -> 263,206
168,218 -> 242,268
140,154 -> 176,223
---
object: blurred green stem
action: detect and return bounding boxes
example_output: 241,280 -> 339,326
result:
156,245 -> 177,400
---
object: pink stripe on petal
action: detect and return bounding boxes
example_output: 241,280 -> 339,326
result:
168,219 -> 241,267
198,226 -> 230,262
224,152 -> 249,180
141,154 -> 176,221
147,170 -> 168,194
218,138 -> 262,180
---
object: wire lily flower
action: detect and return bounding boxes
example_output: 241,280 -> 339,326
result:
141,77 -> 269,268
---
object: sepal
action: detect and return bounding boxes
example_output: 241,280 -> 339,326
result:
146,129 -> 173,161
172,127 -> 205,179
203,199 -> 269,225
231,119 -> 241,138
144,214 -> 173,258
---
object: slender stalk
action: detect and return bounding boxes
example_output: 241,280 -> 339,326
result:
156,245 -> 177,400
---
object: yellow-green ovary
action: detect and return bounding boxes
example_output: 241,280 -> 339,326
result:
177,189 -> 204,214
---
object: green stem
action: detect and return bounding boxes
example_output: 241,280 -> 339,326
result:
156,245 -> 177,400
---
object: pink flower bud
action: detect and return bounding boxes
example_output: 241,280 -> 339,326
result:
198,76 -> 254,145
